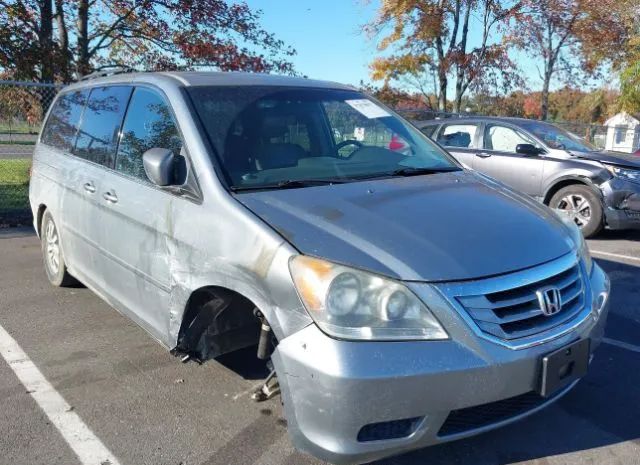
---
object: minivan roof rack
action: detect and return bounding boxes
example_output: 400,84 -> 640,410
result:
79,67 -> 137,81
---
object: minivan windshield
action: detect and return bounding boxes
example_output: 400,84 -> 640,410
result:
519,121 -> 598,152
187,86 -> 460,190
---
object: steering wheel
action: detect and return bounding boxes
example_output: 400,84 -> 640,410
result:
335,139 -> 364,158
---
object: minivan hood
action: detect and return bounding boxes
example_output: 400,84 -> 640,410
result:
570,150 -> 640,168
236,171 -> 574,282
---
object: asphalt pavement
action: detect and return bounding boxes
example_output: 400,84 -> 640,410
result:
0,227 -> 639,465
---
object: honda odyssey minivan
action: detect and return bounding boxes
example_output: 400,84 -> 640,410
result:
30,71 -> 610,465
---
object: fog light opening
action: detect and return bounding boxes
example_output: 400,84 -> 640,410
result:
357,417 -> 423,442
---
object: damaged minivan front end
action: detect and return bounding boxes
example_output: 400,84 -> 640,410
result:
31,71 -> 611,465
238,177 -> 610,465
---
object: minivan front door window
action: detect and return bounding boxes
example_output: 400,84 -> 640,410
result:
116,87 -> 183,182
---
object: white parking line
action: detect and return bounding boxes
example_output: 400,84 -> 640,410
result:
590,250 -> 640,264
603,337 -> 640,354
0,323 -> 121,465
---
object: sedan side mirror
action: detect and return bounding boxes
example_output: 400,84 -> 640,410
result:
143,148 -> 177,186
516,144 -> 543,156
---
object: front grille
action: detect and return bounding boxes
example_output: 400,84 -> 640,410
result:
453,257 -> 586,341
627,210 -> 640,219
438,389 -> 562,437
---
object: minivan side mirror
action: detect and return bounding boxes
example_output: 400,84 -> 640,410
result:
142,148 -> 177,186
516,144 -> 543,156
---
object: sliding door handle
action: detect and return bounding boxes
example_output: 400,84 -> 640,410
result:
102,191 -> 118,203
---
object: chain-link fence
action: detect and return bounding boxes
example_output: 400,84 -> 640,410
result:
0,80 -> 62,225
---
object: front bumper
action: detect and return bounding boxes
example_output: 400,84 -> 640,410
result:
601,178 -> 640,230
272,264 -> 610,465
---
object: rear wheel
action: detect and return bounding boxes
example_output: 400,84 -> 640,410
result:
549,184 -> 604,238
41,210 -> 77,287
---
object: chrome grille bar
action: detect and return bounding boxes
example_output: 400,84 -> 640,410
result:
438,252 -> 591,347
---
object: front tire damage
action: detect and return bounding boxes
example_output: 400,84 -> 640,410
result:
252,309 -> 280,402
174,287 -> 281,401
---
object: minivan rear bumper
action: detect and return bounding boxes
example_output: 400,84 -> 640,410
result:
272,264 -> 609,465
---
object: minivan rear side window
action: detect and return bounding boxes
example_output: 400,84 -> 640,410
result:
115,87 -> 183,181
41,90 -> 89,151
75,86 -> 132,167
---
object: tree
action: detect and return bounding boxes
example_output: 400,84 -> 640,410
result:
367,0 -> 522,112
509,0 -> 628,120
617,11 -> 640,113
620,56 -> 640,112
0,0 -> 296,82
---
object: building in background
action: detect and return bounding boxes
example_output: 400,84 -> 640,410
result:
604,112 -> 640,153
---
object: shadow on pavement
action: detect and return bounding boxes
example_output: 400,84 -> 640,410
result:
373,258 -> 640,465
593,229 -> 640,241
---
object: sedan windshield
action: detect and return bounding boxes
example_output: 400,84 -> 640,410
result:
519,121 -> 597,152
187,86 -> 460,190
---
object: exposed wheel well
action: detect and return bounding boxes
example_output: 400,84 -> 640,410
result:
36,204 -> 47,235
543,179 -> 589,205
175,286 -> 262,362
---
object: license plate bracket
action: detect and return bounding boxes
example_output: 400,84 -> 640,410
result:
539,338 -> 590,397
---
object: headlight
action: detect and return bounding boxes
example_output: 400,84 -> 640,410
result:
604,164 -> 640,184
554,210 -> 593,275
289,256 -> 448,341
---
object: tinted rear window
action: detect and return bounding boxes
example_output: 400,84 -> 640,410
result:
420,125 -> 438,138
41,90 -> 89,151
75,86 -> 132,166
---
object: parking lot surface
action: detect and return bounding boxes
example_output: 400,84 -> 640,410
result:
1,227 -> 639,465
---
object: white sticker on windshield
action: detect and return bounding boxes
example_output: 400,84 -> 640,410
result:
345,99 -> 391,119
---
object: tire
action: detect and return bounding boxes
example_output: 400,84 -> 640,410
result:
548,184 -> 604,238
40,210 -> 78,287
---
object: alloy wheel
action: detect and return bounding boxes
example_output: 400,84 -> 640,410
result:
557,194 -> 592,228
45,219 -> 61,275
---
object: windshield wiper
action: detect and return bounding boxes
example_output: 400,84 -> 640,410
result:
231,178 -> 349,191
386,167 -> 461,177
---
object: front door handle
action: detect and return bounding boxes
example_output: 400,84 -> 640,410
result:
475,152 -> 492,158
83,182 -> 96,193
103,191 -> 118,203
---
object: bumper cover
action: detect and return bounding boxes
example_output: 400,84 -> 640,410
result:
601,178 -> 640,230
272,264 -> 610,465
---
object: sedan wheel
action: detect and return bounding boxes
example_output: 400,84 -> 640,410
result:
549,184 -> 604,238
556,194 -> 592,228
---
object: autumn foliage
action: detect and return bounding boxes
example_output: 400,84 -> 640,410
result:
367,0 -> 523,113
0,0 -> 296,82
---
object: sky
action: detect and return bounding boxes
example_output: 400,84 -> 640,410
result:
244,0 -> 608,95
244,0 -> 380,86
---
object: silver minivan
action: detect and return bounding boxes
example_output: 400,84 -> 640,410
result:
30,71 -> 610,465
